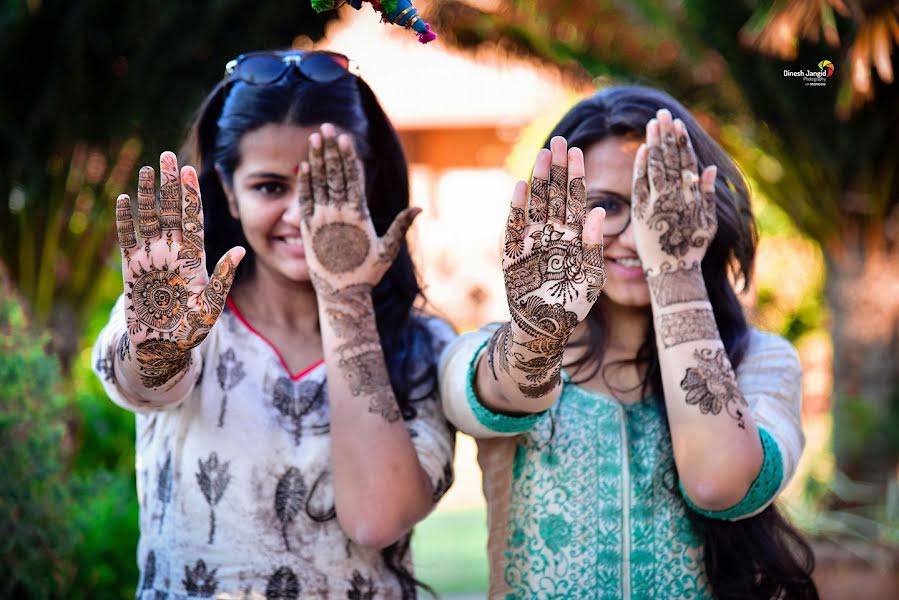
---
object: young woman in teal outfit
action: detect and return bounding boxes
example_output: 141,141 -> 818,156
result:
440,86 -> 817,599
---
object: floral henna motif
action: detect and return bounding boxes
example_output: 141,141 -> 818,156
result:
494,147 -> 605,401
529,177 -> 548,222
502,296 -> 578,398
680,348 -> 748,428
504,206 -> 526,259
116,158 -> 241,393
636,124 -> 717,261
647,197 -> 712,257
133,338 -> 193,389
315,276 -> 400,423
130,266 -> 190,332
340,350 -> 400,422
505,225 -> 586,303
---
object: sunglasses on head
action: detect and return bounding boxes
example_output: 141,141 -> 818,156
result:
223,51 -> 358,85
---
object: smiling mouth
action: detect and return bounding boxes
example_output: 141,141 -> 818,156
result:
275,236 -> 303,246
608,257 -> 642,268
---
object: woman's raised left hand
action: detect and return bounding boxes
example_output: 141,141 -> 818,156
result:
298,124 -> 419,299
631,109 -> 718,273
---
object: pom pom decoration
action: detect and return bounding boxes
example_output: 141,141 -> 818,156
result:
311,0 -> 437,44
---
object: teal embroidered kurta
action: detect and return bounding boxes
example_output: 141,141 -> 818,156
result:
440,326 -> 804,599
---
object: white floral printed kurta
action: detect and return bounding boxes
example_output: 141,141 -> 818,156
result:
92,295 -> 456,600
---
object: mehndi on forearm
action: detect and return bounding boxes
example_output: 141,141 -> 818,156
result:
646,261 -> 749,429
314,275 -> 400,423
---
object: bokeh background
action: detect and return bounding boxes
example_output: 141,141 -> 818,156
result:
2,1 -> 898,598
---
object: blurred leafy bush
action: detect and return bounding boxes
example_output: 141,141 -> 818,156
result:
0,273 -> 139,599
0,274 -> 77,597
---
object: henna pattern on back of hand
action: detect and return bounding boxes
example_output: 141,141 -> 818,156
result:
493,142 -> 606,401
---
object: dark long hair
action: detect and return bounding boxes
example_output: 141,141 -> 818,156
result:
182,59 -> 439,597
546,86 -> 817,599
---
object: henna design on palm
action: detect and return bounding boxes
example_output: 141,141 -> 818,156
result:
115,152 -> 244,390
491,142 -> 606,398
299,126 -> 417,422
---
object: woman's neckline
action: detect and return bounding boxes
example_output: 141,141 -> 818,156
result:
226,296 -> 323,381
560,368 -> 653,407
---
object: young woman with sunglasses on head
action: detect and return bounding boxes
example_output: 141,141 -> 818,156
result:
92,50 -> 455,598
440,86 -> 817,598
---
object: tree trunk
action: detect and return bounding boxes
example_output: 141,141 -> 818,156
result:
824,223 -> 899,501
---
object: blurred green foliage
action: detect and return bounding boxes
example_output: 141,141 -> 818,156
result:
0,2 -> 338,596
0,0 -> 335,366
0,276 -> 76,597
412,508 -> 490,595
0,271 -> 141,598
433,0 -> 899,509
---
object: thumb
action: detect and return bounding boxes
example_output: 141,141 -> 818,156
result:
379,207 -> 421,264
582,206 -> 605,255
202,247 -> 245,319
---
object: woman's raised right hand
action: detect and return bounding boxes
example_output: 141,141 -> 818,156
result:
115,151 -> 245,390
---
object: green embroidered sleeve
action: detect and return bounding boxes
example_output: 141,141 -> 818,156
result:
680,427 -> 784,521
465,338 -> 547,434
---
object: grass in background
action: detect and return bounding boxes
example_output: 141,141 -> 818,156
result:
412,507 -> 489,596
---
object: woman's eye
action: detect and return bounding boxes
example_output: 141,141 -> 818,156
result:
253,182 -> 287,196
592,197 -> 628,215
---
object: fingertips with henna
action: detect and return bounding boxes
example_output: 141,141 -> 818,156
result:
379,207 -> 420,265
504,182 -> 528,262
645,118 -> 660,146
227,246 -> 247,268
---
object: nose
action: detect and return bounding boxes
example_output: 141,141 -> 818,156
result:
614,219 -> 637,249
282,195 -> 302,227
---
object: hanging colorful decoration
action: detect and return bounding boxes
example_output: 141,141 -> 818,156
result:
310,0 -> 437,44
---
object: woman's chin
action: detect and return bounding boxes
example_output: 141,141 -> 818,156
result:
600,282 -> 652,309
